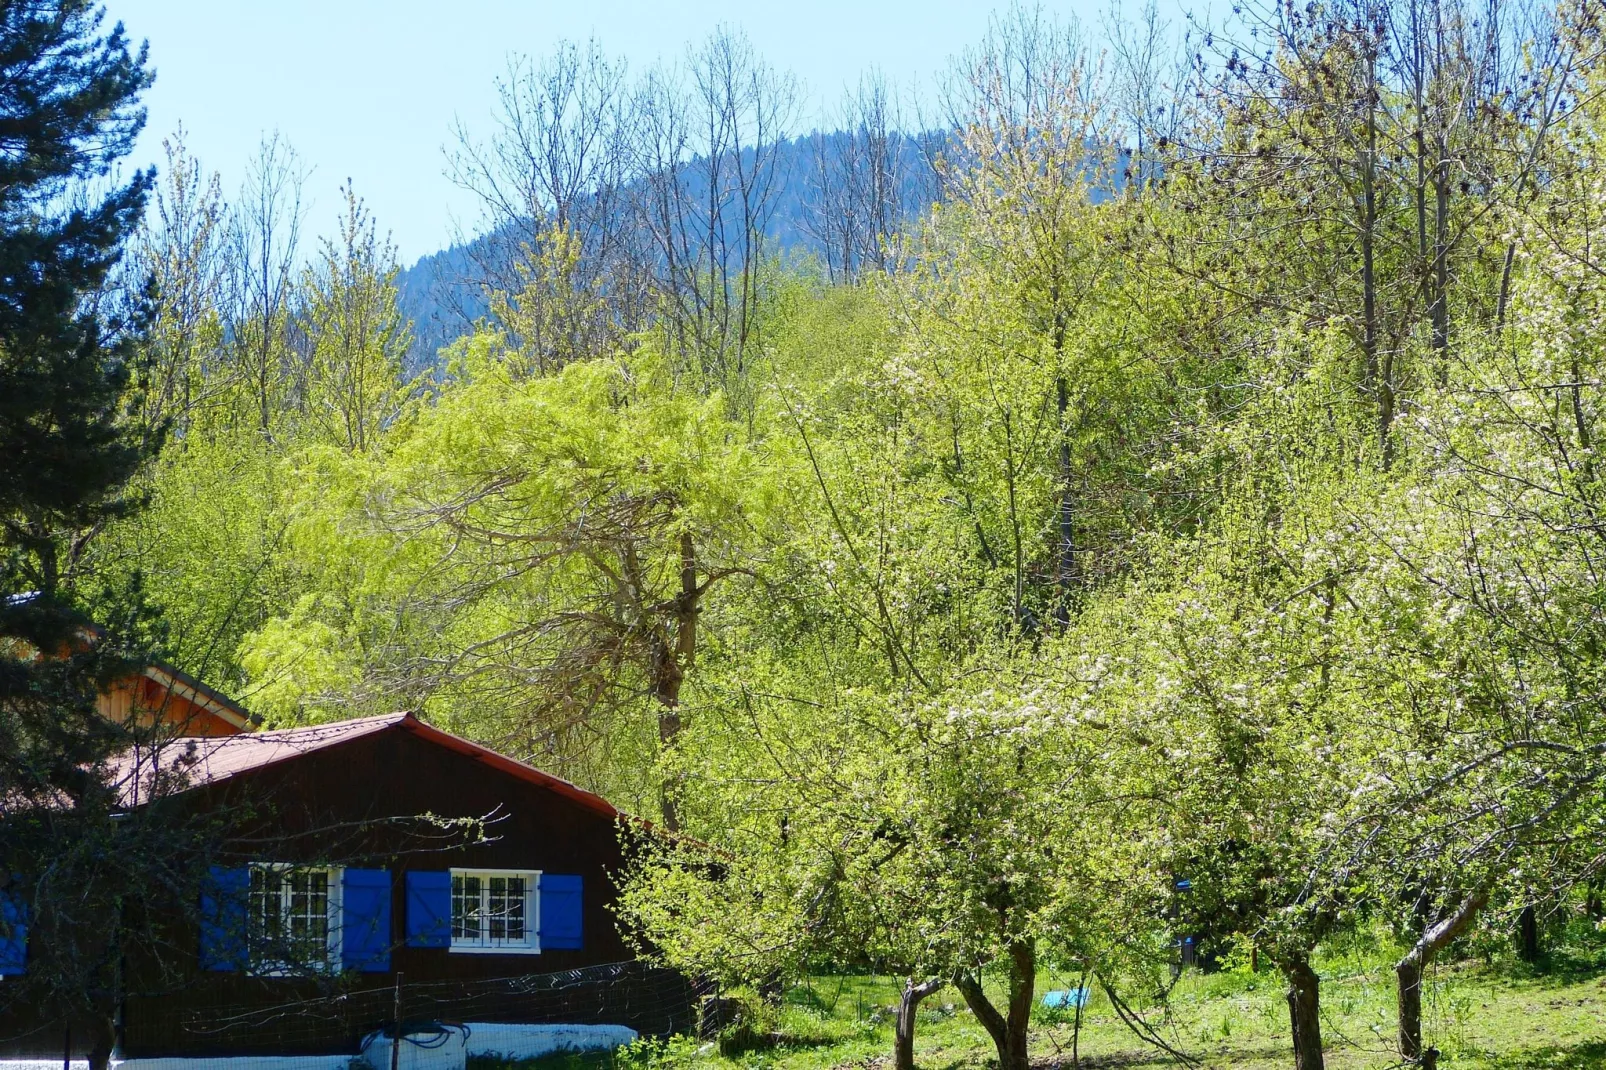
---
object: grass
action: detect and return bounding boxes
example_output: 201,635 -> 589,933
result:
471,928 -> 1606,1070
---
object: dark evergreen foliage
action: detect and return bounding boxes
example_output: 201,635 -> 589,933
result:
0,0 -> 154,601
0,4 -> 175,1056
0,0 -> 158,775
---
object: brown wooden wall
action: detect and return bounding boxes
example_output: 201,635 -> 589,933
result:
188,724 -> 636,971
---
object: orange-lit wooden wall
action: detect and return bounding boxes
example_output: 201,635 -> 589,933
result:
97,673 -> 246,737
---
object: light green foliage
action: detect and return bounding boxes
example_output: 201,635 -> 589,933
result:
95,427 -> 307,696
126,128 -> 227,437
299,182 -> 415,453
102,161 -> 418,693
621,669 -> 1152,980
239,594 -> 364,720
236,335 -> 792,808
91,7 -> 1606,1070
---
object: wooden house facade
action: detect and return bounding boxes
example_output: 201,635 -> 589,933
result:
0,713 -> 692,1060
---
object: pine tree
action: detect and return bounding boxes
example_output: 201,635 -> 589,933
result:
0,0 -> 154,596
0,0 -> 156,763
0,4 -> 164,1062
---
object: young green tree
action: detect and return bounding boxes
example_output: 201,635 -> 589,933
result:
238,338 -> 787,825
299,182 -> 412,452
619,657 -> 1157,1070
124,126 -> 225,436
218,134 -> 305,441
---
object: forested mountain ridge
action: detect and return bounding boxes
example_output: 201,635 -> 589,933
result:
42,5 -> 1606,1070
396,129 -> 944,374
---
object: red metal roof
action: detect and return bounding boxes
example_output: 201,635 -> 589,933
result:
112,712 -> 621,821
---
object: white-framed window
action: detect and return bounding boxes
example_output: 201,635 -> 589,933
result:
248,863 -> 342,975
449,869 -> 540,954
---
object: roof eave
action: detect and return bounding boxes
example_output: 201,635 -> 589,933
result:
142,663 -> 258,730
394,715 -> 622,821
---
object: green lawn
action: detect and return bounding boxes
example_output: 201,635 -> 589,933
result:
542,933 -> 1606,1070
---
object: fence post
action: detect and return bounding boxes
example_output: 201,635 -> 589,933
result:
391,972 -> 404,1070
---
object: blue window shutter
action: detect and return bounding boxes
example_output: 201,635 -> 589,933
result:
0,889 -> 26,975
538,874 -> 582,950
199,866 -> 249,972
341,869 -> 392,972
405,871 -> 451,948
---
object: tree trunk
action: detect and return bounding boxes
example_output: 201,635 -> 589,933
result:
954,939 -> 1036,1070
1517,905 -> 1539,962
1361,52 -> 1390,468
655,688 -> 683,833
1397,890 -> 1487,1065
1430,140 -> 1450,376
1397,955 -> 1423,1065
652,532 -> 700,833
1054,373 -> 1075,627
1496,243 -> 1516,327
1048,273 -> 1074,628
86,1015 -> 115,1070
894,978 -> 945,1070
1282,954 -> 1324,1070
1003,939 -> 1035,1070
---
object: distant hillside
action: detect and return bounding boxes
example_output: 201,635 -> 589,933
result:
394,131 -> 941,374
395,238 -> 494,376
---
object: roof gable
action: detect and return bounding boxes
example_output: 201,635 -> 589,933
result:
113,712 -> 621,822
139,662 -> 256,732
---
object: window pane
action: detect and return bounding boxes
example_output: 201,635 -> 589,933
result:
249,867 -> 331,970
505,877 -> 524,941
486,876 -> 525,942
489,877 -> 507,940
449,873 -> 532,947
452,874 -> 482,941
250,868 -> 283,960
288,870 -> 328,954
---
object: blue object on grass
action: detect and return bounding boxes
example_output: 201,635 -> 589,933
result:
1042,988 -> 1090,1009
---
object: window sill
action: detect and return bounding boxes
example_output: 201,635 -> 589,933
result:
448,944 -> 543,955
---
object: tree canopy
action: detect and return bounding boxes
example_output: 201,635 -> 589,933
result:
32,3 -> 1606,1070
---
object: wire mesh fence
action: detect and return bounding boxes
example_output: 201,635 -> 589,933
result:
95,962 -> 707,1061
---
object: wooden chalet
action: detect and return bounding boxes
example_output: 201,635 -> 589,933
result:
0,707 -> 692,1060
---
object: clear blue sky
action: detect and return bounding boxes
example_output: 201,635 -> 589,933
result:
103,1 -> 1115,264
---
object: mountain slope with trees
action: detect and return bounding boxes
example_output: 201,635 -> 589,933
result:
395,130 -> 943,376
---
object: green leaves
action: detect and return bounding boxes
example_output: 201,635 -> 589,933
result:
92,13 -> 1606,1060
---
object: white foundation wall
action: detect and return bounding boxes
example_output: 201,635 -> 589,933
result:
0,1021 -> 644,1070
462,1024 -> 637,1062
357,1021 -> 638,1069
113,1053 -> 354,1060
